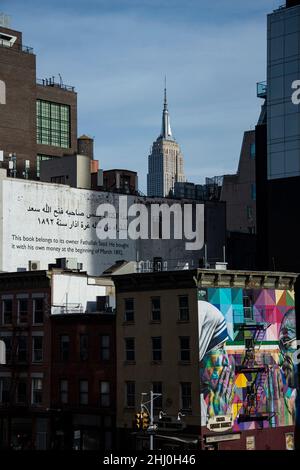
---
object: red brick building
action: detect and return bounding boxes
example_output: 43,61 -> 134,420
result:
0,270 -> 116,450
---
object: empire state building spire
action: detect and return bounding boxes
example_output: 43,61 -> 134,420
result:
147,79 -> 186,197
160,77 -> 173,140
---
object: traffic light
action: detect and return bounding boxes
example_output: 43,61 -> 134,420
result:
135,412 -> 142,430
141,411 -> 150,430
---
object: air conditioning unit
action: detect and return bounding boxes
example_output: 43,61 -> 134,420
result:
97,295 -> 110,312
28,260 -> 41,271
56,258 -> 78,270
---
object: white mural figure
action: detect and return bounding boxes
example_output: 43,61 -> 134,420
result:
0,80 -> 6,104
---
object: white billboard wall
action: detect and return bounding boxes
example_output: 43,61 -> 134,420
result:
0,177 -> 205,275
0,178 -> 136,275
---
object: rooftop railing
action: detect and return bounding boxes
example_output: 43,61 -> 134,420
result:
0,39 -> 33,54
37,77 -> 75,92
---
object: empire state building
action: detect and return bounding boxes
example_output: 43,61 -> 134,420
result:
147,85 -> 186,197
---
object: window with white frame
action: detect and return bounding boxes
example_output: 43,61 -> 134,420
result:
33,298 -> 44,324
18,298 -> 28,324
100,335 -> 110,361
79,380 -> 88,405
2,299 -> 13,325
32,336 -> 43,363
60,379 -> 68,404
100,381 -> 110,407
0,378 -> 10,403
32,378 -> 43,405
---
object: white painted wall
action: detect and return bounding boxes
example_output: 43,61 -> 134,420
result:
0,176 -> 205,275
0,177 -> 136,275
51,273 -> 114,314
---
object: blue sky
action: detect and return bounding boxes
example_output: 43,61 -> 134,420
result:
2,0 -> 281,191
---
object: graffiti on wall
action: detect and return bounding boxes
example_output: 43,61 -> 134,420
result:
198,288 -> 297,431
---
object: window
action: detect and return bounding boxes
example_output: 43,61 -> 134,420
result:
179,296 -> 189,321
18,299 -> 28,324
60,335 -> 69,361
124,298 -> 134,322
126,381 -> 135,407
50,175 -> 67,184
0,336 -> 12,362
17,380 -> 27,404
32,336 -> 43,363
79,380 -> 88,405
18,336 -> 28,362
251,183 -> 256,201
0,378 -> 10,403
100,381 -> 110,407
36,154 -> 57,179
2,299 -> 13,324
152,382 -> 162,409
125,338 -> 135,362
250,142 -> 256,159
181,383 -> 192,411
151,297 -> 161,322
247,206 -> 253,220
152,337 -> 162,362
33,298 -> 44,324
243,295 -> 253,321
80,334 -> 88,361
100,335 -> 110,361
153,257 -> 163,272
32,378 -> 43,405
60,379 -> 68,404
180,337 -> 191,362
36,100 -> 71,149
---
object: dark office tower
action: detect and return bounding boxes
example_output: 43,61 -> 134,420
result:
256,1 -> 300,272
286,0 -> 300,7
0,19 -> 77,179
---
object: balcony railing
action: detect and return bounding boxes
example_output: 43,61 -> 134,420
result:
37,78 -> 75,92
51,303 -> 84,315
0,39 -> 33,54
257,81 -> 267,99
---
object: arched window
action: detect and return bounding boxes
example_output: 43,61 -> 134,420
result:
0,80 -> 6,104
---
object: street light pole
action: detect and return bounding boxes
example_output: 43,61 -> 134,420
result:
140,391 -> 162,451
150,390 -> 154,451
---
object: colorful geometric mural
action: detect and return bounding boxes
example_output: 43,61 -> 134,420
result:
198,288 -> 297,432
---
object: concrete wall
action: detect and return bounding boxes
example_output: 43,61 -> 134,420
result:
40,154 -> 91,189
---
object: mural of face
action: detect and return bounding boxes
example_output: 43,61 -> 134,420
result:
279,309 -> 297,389
198,300 -> 234,422
201,347 -> 235,419
199,287 -> 297,430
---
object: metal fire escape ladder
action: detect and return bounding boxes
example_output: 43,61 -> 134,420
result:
236,322 -> 272,424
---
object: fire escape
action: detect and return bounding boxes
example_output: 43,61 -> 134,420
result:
234,305 -> 273,425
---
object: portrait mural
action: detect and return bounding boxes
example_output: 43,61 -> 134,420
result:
198,288 -> 297,431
